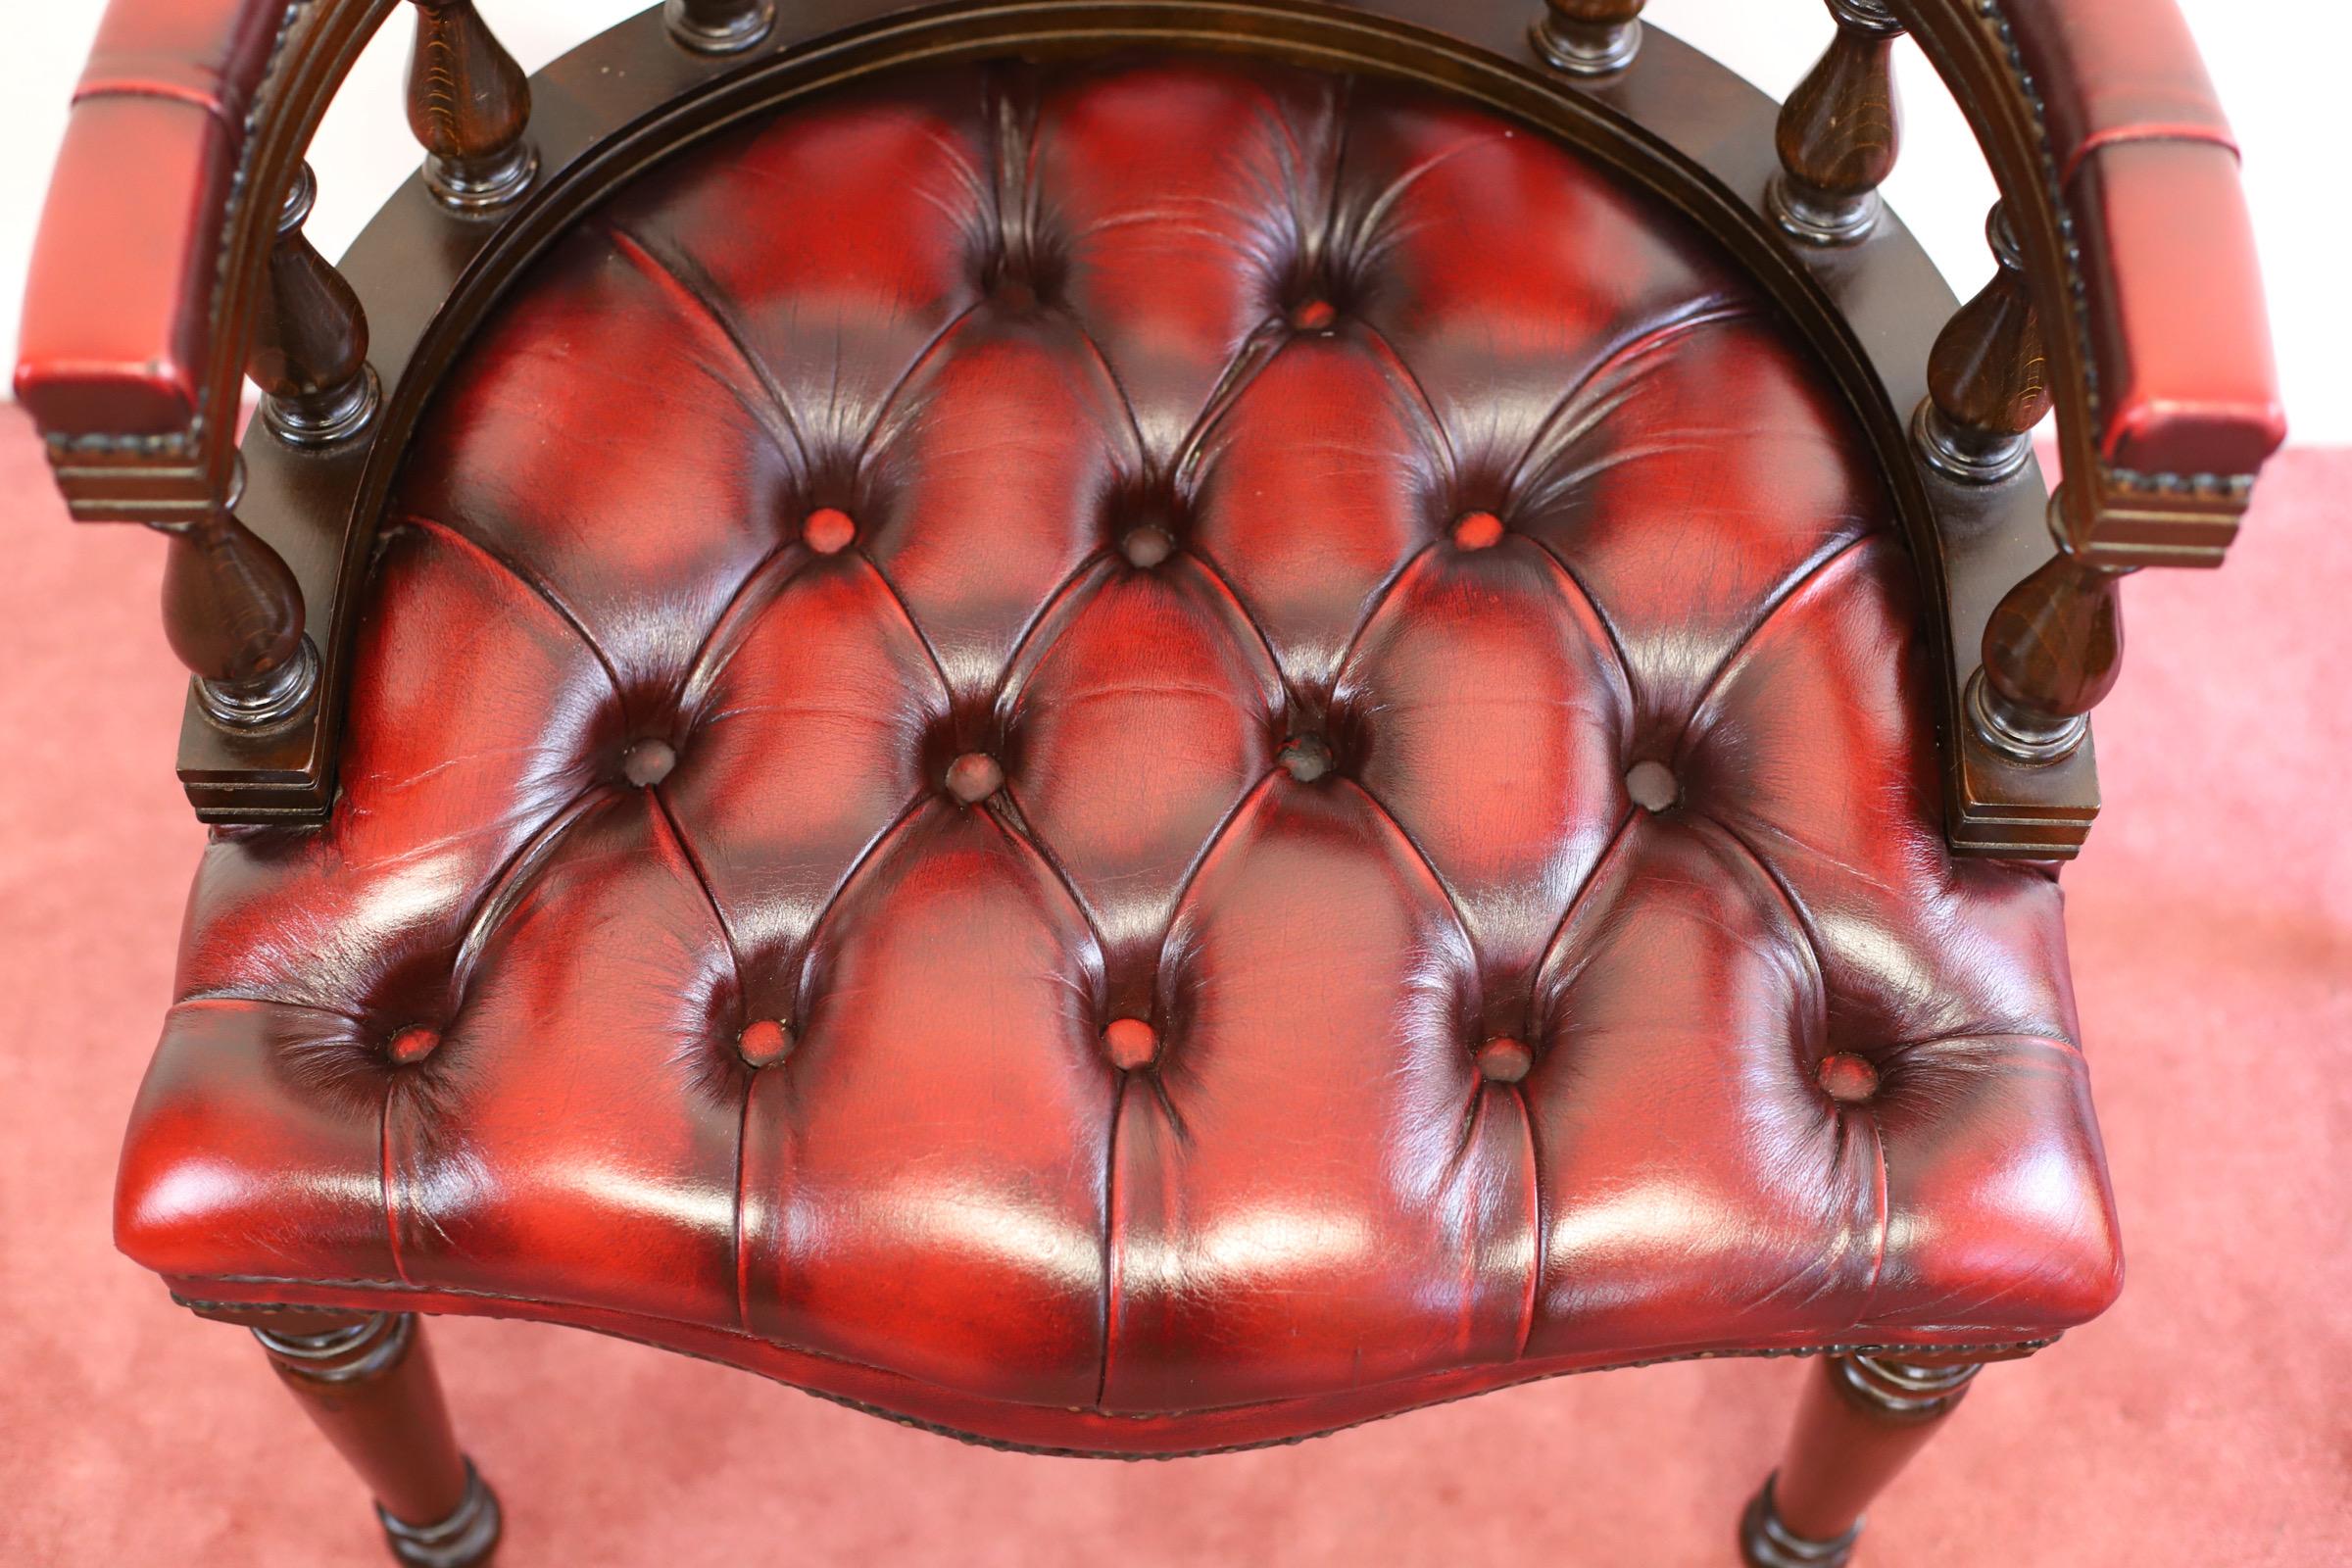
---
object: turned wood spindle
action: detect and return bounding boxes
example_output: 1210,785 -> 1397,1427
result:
407,0 -> 536,214
1770,0 -> 1904,246
1741,1354 -> 1982,1567
160,463 -> 318,729
665,0 -> 777,54
253,1312 -> 502,1568
1970,494 -> 2131,765
1531,0 -> 1647,75
251,162 -> 379,448
1915,203 -> 2048,482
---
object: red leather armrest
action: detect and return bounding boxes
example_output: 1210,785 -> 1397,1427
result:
2001,0 -> 2286,478
14,0 -> 294,443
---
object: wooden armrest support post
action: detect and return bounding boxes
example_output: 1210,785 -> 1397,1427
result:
1531,0 -> 1647,76
409,1 -> 535,213
664,0 -> 777,55
10,0 -> 2285,825
1772,0 -> 1904,247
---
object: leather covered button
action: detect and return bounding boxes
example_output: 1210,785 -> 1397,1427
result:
113,54 -> 2131,1453
1450,510 -> 1504,551
738,1018 -> 794,1068
1817,1053 -> 1881,1103
386,1025 -> 441,1065
1277,733 -> 1334,782
804,507 -> 857,555
622,738 -> 677,787
1625,760 -> 1679,812
1102,1017 -> 1159,1071
945,751 -> 1004,805
1474,1036 -> 1534,1084
1122,525 -> 1174,568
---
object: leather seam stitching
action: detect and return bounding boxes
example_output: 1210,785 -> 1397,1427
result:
2061,123 -> 2238,183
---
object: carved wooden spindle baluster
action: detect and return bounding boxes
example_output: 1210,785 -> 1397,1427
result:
1915,203 -> 2049,482
665,0 -> 776,54
1531,0 -> 1647,75
1969,496 -> 2132,764
407,0 -> 535,213
1741,1355 -> 1982,1567
1770,0 -> 1903,245
251,162 -> 378,447
161,463 -> 318,728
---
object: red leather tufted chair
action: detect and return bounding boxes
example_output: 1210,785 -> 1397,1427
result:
18,1 -> 2282,1562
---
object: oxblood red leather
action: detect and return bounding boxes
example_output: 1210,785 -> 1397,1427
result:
1997,0 -> 2284,473
14,0 -> 2285,492
117,58 -> 2123,1455
14,0 -> 293,437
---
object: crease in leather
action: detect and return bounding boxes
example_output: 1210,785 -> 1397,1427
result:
673,542 -> 818,723
598,222 -> 812,473
123,58 -> 2121,1426
845,548 -> 960,711
1352,316 -> 1460,482
398,514 -> 629,710
1335,772 -> 1481,1001
1523,803 -> 1642,1027
1670,530 -> 1880,764
1507,299 -> 1756,500
1683,810 -> 1833,1054
990,782 -> 1115,1004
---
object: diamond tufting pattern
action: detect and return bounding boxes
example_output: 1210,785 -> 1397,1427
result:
118,57 -> 2121,1455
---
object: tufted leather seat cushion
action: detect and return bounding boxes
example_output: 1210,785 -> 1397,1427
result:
120,56 -> 2121,1455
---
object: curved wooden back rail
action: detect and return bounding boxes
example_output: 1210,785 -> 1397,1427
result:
15,0 -> 2284,851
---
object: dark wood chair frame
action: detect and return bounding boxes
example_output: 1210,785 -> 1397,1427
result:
34,1 -> 2255,1562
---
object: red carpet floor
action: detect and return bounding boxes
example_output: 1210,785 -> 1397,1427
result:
1,406 -> 2344,1565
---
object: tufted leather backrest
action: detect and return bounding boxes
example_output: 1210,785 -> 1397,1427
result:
143,59 -> 2116,1409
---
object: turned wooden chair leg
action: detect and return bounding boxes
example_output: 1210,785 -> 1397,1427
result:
205,1308 -> 502,1567
1740,1352 -> 1981,1567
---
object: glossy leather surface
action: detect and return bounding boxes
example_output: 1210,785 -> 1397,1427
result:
14,0 -> 293,435
119,58 -> 2122,1453
1997,0 -> 2284,474
16,0 -> 2285,494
